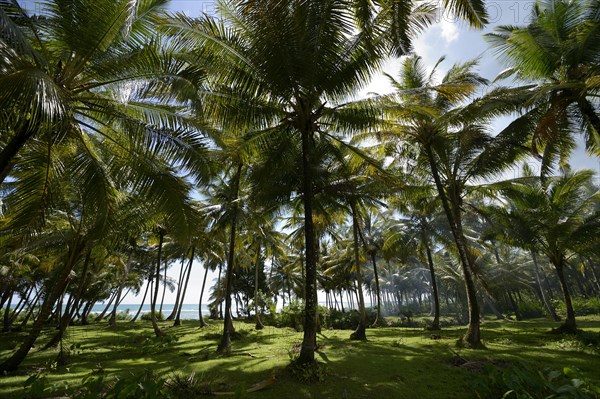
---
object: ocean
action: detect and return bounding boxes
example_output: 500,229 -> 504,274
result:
90,304 -> 210,320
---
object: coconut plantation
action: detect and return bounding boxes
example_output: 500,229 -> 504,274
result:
1,0 -> 600,398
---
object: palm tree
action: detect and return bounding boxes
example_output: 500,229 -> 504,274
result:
486,0 -> 600,175
491,166 -> 600,333
164,0 -> 392,364
0,0 -> 209,188
379,55 -> 529,346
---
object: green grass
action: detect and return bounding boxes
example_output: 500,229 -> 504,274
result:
1,316 -> 599,398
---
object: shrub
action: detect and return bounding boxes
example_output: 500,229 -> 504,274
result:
141,311 -> 164,321
277,300 -> 305,331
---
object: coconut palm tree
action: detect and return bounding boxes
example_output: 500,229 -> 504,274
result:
490,166 -> 600,333
486,0 -> 600,175
378,55 -> 529,346
0,0 -> 209,188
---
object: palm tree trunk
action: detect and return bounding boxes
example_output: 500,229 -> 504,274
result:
217,163 -> 242,354
159,256 -> 170,316
131,277 -> 151,322
94,291 -> 117,322
426,147 -> 481,347
369,253 -> 383,327
350,205 -> 367,340
198,263 -> 210,327
8,286 -> 34,326
297,129 -> 319,365
217,263 -> 223,319
425,244 -> 441,331
150,230 -> 166,337
174,247 -> 194,326
532,253 -> 560,321
254,244 -> 264,330
167,258 -> 187,321
553,257 -> 577,333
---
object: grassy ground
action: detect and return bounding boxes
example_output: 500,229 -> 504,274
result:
1,316 -> 599,398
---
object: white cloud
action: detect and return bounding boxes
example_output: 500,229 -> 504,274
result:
440,19 -> 459,43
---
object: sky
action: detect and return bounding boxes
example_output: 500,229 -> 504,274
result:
18,0 -> 599,305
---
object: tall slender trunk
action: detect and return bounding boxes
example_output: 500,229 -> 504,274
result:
150,230 -> 166,337
9,286 -> 34,326
425,244 -> 441,330
532,253 -> 560,321
217,163 -> 242,354
426,147 -> 481,347
0,238 -> 84,372
217,263 -> 223,319
131,277 -> 151,322
553,257 -> 577,333
159,256 -> 169,315
297,128 -> 319,365
174,247 -> 194,326
198,263 -> 210,327
350,205 -> 367,340
20,289 -> 41,328
254,243 -> 264,330
167,258 -> 187,321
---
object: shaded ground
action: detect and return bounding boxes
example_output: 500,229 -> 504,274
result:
0,316 -> 599,398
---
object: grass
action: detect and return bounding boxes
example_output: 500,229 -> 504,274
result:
1,316 -> 599,398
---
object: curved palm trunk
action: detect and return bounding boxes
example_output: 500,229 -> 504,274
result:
131,277 -> 151,322
8,286 -> 34,327
167,258 -> 187,321
350,206 -> 367,340
0,239 -> 83,373
174,247 -> 194,326
297,130 -> 319,365
217,163 -> 242,354
553,257 -> 577,333
425,244 -> 441,331
94,291 -> 117,322
150,231 -> 166,337
198,263 -> 210,327
426,147 -> 481,347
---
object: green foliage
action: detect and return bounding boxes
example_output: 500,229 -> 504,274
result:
517,301 -> 546,319
326,308 -> 377,330
473,364 -> 600,399
556,298 -> 600,317
140,311 -> 165,322
276,300 -> 305,331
